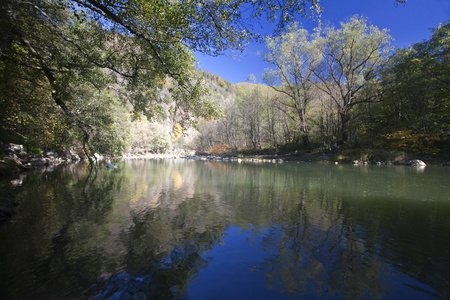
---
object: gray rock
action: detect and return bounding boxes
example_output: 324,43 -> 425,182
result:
18,151 -> 28,159
408,159 -> 426,167
30,158 -> 47,167
46,151 -> 59,158
10,179 -> 22,187
7,143 -> 23,152
71,154 -> 81,161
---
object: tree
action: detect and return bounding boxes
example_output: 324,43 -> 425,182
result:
263,23 -> 321,150
219,97 -> 242,153
372,21 -> 450,153
0,56 -> 71,150
241,86 -> 265,149
0,0 -> 324,156
314,16 -> 392,145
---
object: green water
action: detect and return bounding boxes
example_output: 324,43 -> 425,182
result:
0,159 -> 449,299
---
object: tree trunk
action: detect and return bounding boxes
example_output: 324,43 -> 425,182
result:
299,107 -> 311,151
340,110 -> 350,145
302,134 -> 311,151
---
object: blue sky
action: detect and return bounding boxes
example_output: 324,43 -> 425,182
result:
195,0 -> 450,84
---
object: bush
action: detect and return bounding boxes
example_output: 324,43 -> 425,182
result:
383,130 -> 440,154
207,143 -> 231,156
333,148 -> 405,164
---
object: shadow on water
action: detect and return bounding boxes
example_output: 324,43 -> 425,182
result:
0,160 -> 449,299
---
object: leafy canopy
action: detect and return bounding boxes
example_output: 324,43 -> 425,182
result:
0,0 -> 324,154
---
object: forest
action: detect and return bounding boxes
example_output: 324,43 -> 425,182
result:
0,0 -> 448,162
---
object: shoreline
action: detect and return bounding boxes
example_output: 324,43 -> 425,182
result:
1,148 -> 448,225
124,152 -> 449,167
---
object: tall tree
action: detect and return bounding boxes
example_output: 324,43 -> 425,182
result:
263,23 -> 321,151
314,16 -> 392,145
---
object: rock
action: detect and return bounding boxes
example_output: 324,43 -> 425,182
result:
46,151 -> 58,157
10,179 -> 22,187
71,154 -> 81,161
30,158 -> 47,166
18,151 -> 28,159
408,159 -> 426,167
6,156 -> 22,167
94,153 -> 103,161
1,142 -> 87,176
6,143 -> 23,153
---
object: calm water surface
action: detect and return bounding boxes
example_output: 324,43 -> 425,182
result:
0,159 -> 449,299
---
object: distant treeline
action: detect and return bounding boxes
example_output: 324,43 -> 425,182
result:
197,19 -> 450,156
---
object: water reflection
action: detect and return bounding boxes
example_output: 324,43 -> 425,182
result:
0,160 -> 449,299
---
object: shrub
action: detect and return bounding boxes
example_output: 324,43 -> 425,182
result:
207,144 -> 231,156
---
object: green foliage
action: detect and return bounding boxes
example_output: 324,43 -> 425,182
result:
314,16 -> 393,144
0,51 -> 72,151
0,0 -> 445,157
195,18 -> 448,157
1,0 -> 323,155
263,22 -> 322,150
371,21 -> 450,153
129,120 -> 172,154
383,131 -> 440,154
207,16 -> 392,154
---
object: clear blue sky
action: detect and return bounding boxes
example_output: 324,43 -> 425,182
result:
195,0 -> 450,84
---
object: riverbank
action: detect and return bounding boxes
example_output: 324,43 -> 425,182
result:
124,149 -> 449,167
0,143 -> 87,176
1,144 -> 448,225
2,142 -> 448,177
251,148 -> 450,166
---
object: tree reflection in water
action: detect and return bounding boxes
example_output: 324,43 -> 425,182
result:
0,160 -> 449,299
87,233 -> 219,299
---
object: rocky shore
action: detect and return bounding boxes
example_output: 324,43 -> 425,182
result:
0,143 -> 94,176
179,155 -> 285,164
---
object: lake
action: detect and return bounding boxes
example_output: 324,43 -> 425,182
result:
0,159 -> 449,299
